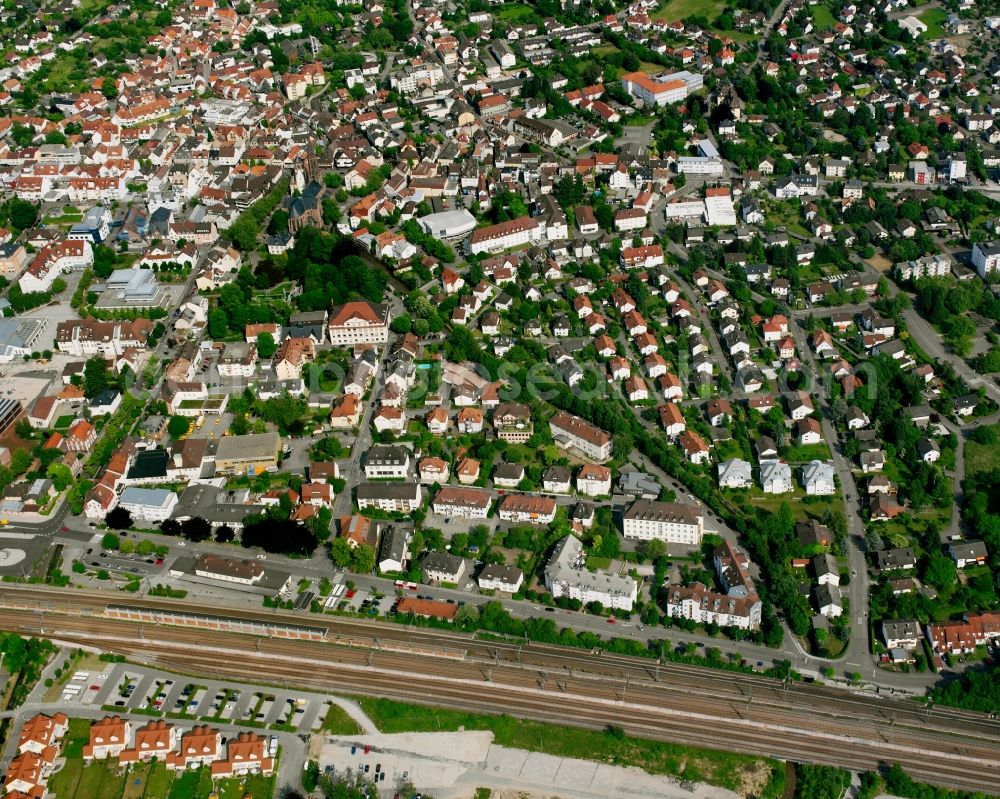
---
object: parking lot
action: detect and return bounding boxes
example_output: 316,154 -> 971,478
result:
81,543 -> 166,577
94,664 -> 333,733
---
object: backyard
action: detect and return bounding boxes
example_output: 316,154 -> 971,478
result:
964,425 -> 1000,476
47,721 -> 275,799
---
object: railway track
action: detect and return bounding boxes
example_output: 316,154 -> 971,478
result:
2,594 -> 996,794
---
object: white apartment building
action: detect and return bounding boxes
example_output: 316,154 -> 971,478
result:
498,494 -> 557,525
665,583 -> 762,629
549,410 -> 613,462
356,482 -> 422,513
972,240 -> 1000,277
544,535 -> 637,611
116,487 -> 178,522
622,499 -> 704,545
327,300 -> 389,346
576,464 -> 612,497
468,216 -> 542,255
19,239 -> 93,293
620,72 -> 687,106
55,319 -> 153,358
896,254 -> 952,281
676,157 -> 724,176
363,445 -> 411,479
477,564 -> 524,594
431,486 -> 492,519
390,63 -> 445,94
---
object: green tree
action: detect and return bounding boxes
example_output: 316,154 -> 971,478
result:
83,356 -> 110,399
329,537 -> 353,568
168,416 -> 190,439
256,331 -> 276,358
92,245 -> 117,279
351,544 -> 375,574
105,507 -> 132,530
46,463 -> 73,491
267,210 -> 289,235
7,199 -> 38,231
208,308 -> 228,339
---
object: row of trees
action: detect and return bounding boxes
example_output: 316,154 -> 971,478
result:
223,180 -> 289,252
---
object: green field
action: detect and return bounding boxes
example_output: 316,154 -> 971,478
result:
651,0 -> 722,22
782,443 -> 833,463
965,426 -> 1000,476
918,7 -> 948,38
810,4 -> 836,30
357,697 -> 779,795
320,703 -> 363,735
495,3 -> 536,21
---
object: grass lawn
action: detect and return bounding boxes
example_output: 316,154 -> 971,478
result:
782,443 -> 833,463
495,3 -> 536,21
639,61 -> 663,75
166,768 -> 212,799
48,754 -> 83,797
50,752 -> 270,799
651,0 -> 722,22
809,3 -> 836,29
918,7 -> 948,38
74,760 -> 128,799
356,698 -> 776,795
591,45 -> 620,56
321,703 -> 363,735
747,490 -> 838,522
626,116 -> 655,126
143,762 -> 174,799
63,718 -> 92,759
215,773 -> 275,799
585,555 -> 612,570
38,54 -> 89,93
54,414 -> 76,430
964,426 -> 1000,475
44,213 -> 84,225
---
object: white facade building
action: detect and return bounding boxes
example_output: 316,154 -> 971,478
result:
972,240 -> 1000,277
544,535 -> 637,611
622,500 -> 704,545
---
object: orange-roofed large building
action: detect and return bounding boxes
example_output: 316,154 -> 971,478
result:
167,725 -> 221,770
17,712 -> 68,755
119,720 -> 176,764
64,419 -> 97,453
4,752 -> 51,797
210,732 -> 274,777
327,300 -> 389,346
82,716 -> 131,761
621,72 -> 686,106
